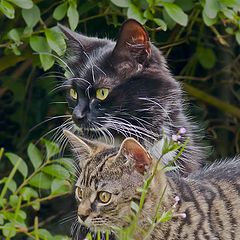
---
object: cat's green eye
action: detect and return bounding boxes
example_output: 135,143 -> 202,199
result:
75,187 -> 83,201
98,191 -> 111,204
96,88 -> 109,101
70,88 -> 78,100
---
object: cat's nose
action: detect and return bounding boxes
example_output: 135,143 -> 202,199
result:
78,214 -> 88,222
72,107 -> 86,122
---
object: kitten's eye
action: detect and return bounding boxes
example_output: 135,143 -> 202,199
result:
98,191 -> 111,204
70,88 -> 78,100
75,187 -> 83,201
96,88 -> 109,100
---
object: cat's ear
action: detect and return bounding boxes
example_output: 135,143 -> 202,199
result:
112,19 -> 151,65
117,137 -> 152,174
63,130 -> 99,155
57,24 -> 96,51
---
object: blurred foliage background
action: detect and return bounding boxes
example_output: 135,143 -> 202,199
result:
0,0 -> 239,239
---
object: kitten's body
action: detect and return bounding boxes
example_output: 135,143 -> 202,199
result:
59,20 -> 206,175
64,130 -> 240,240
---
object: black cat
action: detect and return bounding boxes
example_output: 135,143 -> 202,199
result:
59,19 -> 207,240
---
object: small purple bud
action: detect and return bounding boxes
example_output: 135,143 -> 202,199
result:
177,135 -> 181,140
174,196 -> 180,203
172,134 -> 178,142
179,127 -> 186,135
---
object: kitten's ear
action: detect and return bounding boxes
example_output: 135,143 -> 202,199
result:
112,19 -> 151,65
57,24 -> 95,51
63,130 -> 99,155
118,137 -> 152,174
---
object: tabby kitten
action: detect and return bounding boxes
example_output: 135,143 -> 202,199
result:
59,19 -> 206,174
64,129 -> 240,240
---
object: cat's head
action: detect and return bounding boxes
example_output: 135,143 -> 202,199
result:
59,19 -> 181,143
64,130 -> 165,232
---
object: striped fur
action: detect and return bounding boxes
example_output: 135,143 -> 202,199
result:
64,130 -> 240,240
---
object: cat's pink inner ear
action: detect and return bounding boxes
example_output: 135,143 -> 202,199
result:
113,19 -> 151,58
120,138 -> 152,174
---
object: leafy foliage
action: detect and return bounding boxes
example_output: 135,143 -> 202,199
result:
0,0 -> 239,238
0,140 -> 73,239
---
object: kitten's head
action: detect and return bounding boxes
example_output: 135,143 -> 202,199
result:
59,19 -> 181,143
64,130 -> 165,232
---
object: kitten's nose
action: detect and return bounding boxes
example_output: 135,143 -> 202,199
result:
72,108 -> 86,121
78,214 -> 88,222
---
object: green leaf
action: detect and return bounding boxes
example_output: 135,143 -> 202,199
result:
8,0 -> 33,9
53,2 -> 68,20
41,139 -> 60,159
110,0 -> 130,7
0,0 -> 15,19
54,158 -> 75,174
42,164 -> 70,180
153,18 -> 167,31
9,195 -> 19,207
202,10 -> 217,26
30,36 -> 50,53
27,143 -> 43,170
7,178 -> 17,193
162,9 -> 176,30
130,201 -> 139,213
235,31 -> 240,45
20,187 -> 38,201
196,46 -> 216,69
45,28 -> 66,56
204,0 -> 220,19
158,210 -> 173,223
28,172 -> 52,189
2,222 -> 16,238
162,2 -> 188,26
32,201 -> 40,210
127,3 -> 146,25
67,4 -> 79,31
51,179 -> 70,194
177,0 -> 194,11
5,153 -> 28,178
22,4 -> 40,28
7,28 -> 21,42
40,53 -> 55,71
0,213 -> 4,225
37,229 -> 53,240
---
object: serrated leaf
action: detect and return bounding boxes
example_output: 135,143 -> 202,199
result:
8,0 -> 33,9
53,2 -> 68,20
196,46 -> 216,69
110,0 -> 130,7
27,143 -> 43,170
5,153 -> 28,178
0,0 -> 15,19
204,0 -> 220,19
42,164 -> 70,180
20,187 -> 38,202
67,4 -> 79,31
51,179 -> 70,194
45,28 -> 66,56
22,4 -> 40,28
127,3 -> 146,25
162,2 -> 188,26
153,18 -> 167,31
28,172 -> 52,189
41,139 -> 60,159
